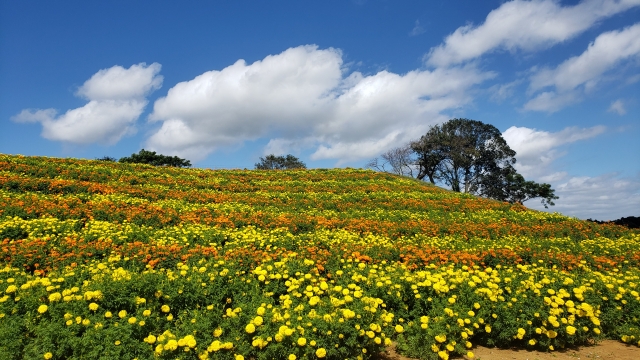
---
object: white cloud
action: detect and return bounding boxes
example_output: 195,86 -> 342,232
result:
522,90 -> 581,112
525,23 -> 640,112
608,99 -> 627,115
147,45 -> 493,162
12,63 -> 162,145
410,20 -> 425,36
529,23 -> 640,92
502,125 -> 606,178
488,79 -> 523,103
426,0 -> 640,67
527,173 -> 640,220
76,63 -> 163,100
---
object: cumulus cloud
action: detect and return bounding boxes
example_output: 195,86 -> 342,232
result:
525,23 -> 640,112
527,173 -> 640,220
426,0 -> 640,67
147,45 -> 493,162
608,99 -> 627,115
502,125 -> 606,178
12,63 -> 162,145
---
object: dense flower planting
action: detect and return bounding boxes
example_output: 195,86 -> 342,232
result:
0,154 -> 638,360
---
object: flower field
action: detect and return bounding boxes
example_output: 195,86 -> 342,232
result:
0,154 -> 638,360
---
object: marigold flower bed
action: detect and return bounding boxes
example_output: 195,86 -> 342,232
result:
0,154 -> 638,360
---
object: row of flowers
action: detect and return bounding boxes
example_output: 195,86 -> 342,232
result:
2,252 -> 639,360
0,154 -> 639,359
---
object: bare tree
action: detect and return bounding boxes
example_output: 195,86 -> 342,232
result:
366,145 -> 416,177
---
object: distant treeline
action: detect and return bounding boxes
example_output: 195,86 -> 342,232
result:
587,216 -> 639,229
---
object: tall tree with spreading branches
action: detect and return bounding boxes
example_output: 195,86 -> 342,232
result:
369,118 -> 559,208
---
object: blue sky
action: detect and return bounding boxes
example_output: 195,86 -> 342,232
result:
1,0 -> 639,220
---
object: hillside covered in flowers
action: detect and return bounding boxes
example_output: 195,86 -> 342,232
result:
0,154 -> 638,360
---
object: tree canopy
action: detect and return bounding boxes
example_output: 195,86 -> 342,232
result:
255,154 -> 307,170
478,167 -> 558,208
412,118 -> 517,193
118,149 -> 191,168
369,118 -> 558,207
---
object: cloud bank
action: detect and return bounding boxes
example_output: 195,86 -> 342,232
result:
527,173 -> 640,220
147,45 -> 493,162
426,0 -> 640,67
503,125 -> 606,179
525,23 -> 640,112
13,63 -> 162,145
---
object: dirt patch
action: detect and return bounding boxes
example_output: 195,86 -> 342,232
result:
375,340 -> 639,360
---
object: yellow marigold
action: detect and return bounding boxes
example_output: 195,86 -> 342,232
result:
161,305 -> 170,313
164,339 -> 178,351
245,323 -> 256,334
143,309 -> 151,317
128,317 -> 137,324
38,305 -> 48,314
235,355 -> 244,360
297,337 -> 307,346
89,303 -> 99,311
316,348 -> 327,358
48,293 -> 61,302
118,310 -> 127,318
395,324 -> 404,333
288,355 -> 296,360
566,326 -> 576,335
43,353 -> 53,359
185,335 -> 197,348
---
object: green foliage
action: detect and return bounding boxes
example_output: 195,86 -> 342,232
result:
480,168 -> 559,208
119,149 -> 191,168
255,154 -> 306,170
96,156 -> 117,162
408,118 -> 558,206
412,118 -> 516,193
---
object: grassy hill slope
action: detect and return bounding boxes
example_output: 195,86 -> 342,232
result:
0,154 -> 638,360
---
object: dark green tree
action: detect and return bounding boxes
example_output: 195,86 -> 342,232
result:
478,167 -> 558,208
255,154 -> 306,170
96,156 -> 116,162
407,118 -> 558,206
413,118 -> 516,193
119,149 -> 191,168
410,126 -> 447,184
